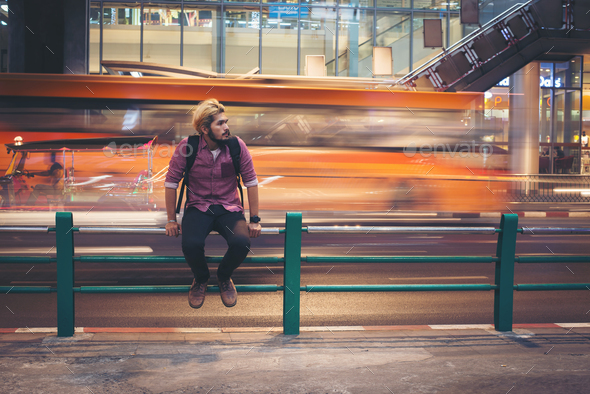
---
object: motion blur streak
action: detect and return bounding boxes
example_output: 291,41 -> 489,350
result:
0,74 -> 505,213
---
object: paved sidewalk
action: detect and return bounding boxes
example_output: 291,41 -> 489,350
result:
1,326 -> 589,393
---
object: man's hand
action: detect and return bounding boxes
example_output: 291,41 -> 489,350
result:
248,222 -> 261,238
165,221 -> 181,237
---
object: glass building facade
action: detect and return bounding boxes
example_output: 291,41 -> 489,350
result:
89,0 -> 466,77
484,57 -> 585,174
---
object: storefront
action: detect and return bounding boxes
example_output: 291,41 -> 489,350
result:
485,56 -> 586,174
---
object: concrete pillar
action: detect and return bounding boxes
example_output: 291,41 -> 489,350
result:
348,6 -> 359,77
7,0 -> 25,72
24,0 -> 64,73
509,61 -> 540,174
8,0 -> 87,74
324,19 -> 335,76
213,9 -> 221,73
64,0 -> 88,74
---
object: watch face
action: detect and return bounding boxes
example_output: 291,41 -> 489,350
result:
250,216 -> 260,223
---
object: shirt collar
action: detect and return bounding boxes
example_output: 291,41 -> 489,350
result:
198,134 -> 226,153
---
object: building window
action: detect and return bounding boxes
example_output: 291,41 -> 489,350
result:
262,6 -> 298,75
226,8 -> 260,75
102,3 -> 142,70
376,11 -> 411,75
91,1 -> 462,78
300,7 -> 337,76
89,2 -> 101,74
143,4 -> 182,66
183,5 -> 222,72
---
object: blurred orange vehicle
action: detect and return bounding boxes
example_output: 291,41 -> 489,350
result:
210,105 -> 509,214
0,136 -> 160,210
0,73 -> 508,213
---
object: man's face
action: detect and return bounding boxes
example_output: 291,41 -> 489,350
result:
204,113 -> 230,144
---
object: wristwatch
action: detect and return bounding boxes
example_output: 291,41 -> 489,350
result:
250,215 -> 261,223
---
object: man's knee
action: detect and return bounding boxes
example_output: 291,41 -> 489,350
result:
229,235 -> 250,251
182,238 -> 205,255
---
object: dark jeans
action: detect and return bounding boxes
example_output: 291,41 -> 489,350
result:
181,205 -> 250,283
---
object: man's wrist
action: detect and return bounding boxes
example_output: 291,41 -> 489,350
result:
249,215 -> 261,223
168,219 -> 177,223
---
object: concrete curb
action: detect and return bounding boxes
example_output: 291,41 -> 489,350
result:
3,323 -> 590,334
438,211 -> 590,218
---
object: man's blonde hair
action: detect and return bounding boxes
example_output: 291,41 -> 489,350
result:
191,99 -> 225,135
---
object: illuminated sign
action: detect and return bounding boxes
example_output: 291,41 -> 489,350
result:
540,76 -> 561,88
269,6 -> 307,19
495,76 -> 562,88
497,77 -> 510,87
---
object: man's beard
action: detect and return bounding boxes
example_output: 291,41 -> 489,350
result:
207,128 -> 230,147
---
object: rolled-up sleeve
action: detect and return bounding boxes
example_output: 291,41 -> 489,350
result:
237,137 -> 258,188
164,138 -> 189,189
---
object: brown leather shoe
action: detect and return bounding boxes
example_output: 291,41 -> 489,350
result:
188,279 -> 207,309
219,278 -> 237,307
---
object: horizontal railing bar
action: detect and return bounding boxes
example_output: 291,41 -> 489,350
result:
77,227 -> 282,235
0,286 -> 53,293
302,284 -> 495,292
0,227 -> 51,233
516,256 -> 590,263
0,257 -> 56,264
304,256 -> 498,263
515,283 -> 590,291
306,226 -> 497,234
521,228 -> 590,235
75,256 -> 284,264
77,285 -> 282,293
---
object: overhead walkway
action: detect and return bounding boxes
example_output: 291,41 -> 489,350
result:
399,0 -> 590,92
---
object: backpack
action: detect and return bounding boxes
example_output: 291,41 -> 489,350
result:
175,135 -> 243,214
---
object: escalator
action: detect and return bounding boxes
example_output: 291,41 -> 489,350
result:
398,0 -> 590,92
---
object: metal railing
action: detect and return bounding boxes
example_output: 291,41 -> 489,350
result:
503,175 -> 590,203
1,212 -> 589,337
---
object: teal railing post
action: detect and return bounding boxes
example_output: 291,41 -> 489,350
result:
283,212 -> 302,335
56,212 -> 75,337
494,213 -> 518,331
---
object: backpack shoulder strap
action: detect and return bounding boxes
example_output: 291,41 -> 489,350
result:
226,137 -> 244,206
176,135 -> 200,214
227,137 -> 241,175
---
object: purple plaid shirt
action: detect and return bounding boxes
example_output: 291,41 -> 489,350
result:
165,135 -> 258,213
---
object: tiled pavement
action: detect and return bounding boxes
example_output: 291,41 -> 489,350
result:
1,325 -> 589,393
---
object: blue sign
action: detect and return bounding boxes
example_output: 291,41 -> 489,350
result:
269,6 -> 308,19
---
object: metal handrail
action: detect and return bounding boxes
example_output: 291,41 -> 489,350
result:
306,226 -> 497,234
2,211 -> 589,338
77,227 -> 282,235
522,228 -> 590,235
0,226 -> 51,233
516,256 -> 590,263
0,226 -> 282,235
